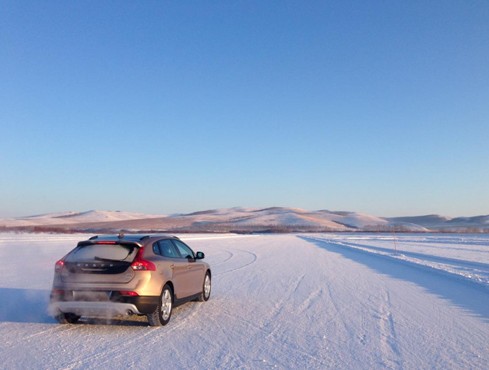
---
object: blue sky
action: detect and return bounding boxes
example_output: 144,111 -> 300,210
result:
1,1 -> 488,218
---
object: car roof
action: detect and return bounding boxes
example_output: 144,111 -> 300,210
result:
87,233 -> 179,244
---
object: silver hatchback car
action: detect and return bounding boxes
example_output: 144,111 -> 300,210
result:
49,234 -> 211,326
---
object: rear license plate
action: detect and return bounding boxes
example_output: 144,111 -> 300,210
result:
73,291 -> 110,301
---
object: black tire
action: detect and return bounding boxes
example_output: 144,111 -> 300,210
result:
197,272 -> 211,302
55,313 -> 80,324
147,284 -> 173,326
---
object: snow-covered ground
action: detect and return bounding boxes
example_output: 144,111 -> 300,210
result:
0,232 -> 488,369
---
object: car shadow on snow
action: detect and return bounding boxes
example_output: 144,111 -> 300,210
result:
0,288 -> 55,324
301,236 -> 489,323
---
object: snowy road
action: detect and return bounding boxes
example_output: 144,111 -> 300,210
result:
0,233 -> 488,369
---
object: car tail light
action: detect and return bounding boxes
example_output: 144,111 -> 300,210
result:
55,259 -> 65,272
119,291 -> 139,297
131,247 -> 156,271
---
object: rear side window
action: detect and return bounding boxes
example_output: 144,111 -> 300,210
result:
65,244 -> 137,262
155,239 -> 179,258
172,240 -> 195,259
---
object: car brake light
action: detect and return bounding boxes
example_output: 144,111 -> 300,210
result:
55,260 -> 65,272
131,247 -> 156,271
97,241 -> 116,245
119,291 -> 139,296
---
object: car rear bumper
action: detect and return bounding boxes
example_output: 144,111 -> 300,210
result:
49,296 -> 159,317
49,301 -> 142,317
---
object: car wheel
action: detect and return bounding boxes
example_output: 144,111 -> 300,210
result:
55,313 -> 80,324
198,272 -> 211,302
147,284 -> 173,326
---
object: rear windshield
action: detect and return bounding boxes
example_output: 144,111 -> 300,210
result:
66,243 -> 138,263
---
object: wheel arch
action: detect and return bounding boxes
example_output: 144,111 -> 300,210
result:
164,280 -> 175,299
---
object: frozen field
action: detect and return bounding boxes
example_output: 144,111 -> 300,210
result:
0,232 -> 488,369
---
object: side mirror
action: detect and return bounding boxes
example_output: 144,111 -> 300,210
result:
195,251 -> 205,260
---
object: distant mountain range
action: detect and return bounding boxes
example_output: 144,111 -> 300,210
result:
1,208 -> 488,233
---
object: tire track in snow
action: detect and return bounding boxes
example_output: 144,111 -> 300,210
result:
376,291 -> 403,369
214,248 -> 258,276
59,326 -> 157,369
262,274 -> 306,339
256,274 -> 334,367
0,323 -> 81,351
173,313 -> 250,370
297,287 -> 324,315
303,236 -> 401,355
210,302 -> 331,368
209,249 -> 234,266
21,322 -> 79,341
323,280 -> 358,348
202,248 -> 334,368
58,302 -> 204,369
93,303 -> 204,369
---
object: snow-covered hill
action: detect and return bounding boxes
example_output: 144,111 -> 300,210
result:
389,214 -> 489,231
0,210 -> 165,227
0,208 -> 487,232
